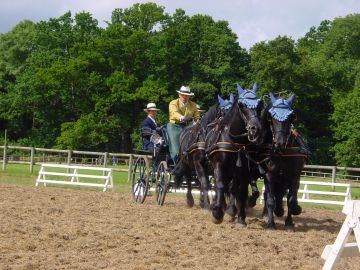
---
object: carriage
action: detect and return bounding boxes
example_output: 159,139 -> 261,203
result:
131,125 -> 177,205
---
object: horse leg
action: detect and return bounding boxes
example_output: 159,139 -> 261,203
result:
185,172 -> 194,208
288,177 -> 302,216
226,193 -> 237,220
194,159 -> 210,209
237,176 -> 249,226
248,173 -> 260,208
264,178 -> 276,229
285,193 -> 294,227
274,183 -> 285,217
262,190 -> 268,220
226,178 -> 237,220
212,163 -> 225,224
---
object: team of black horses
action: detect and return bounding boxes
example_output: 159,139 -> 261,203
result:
174,83 -> 309,229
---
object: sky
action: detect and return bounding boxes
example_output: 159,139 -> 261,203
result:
0,0 -> 359,49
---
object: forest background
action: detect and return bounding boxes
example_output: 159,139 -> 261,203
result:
0,2 -> 359,166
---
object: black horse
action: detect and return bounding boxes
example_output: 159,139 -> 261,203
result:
260,93 -> 308,229
174,94 -> 235,209
205,83 -> 264,225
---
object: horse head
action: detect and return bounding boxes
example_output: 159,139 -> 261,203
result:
237,82 -> 263,143
268,92 -> 296,149
218,93 -> 235,116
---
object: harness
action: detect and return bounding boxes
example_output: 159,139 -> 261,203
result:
187,141 -> 205,155
206,141 -> 246,157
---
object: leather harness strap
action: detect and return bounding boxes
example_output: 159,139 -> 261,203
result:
206,141 -> 246,157
187,141 -> 205,155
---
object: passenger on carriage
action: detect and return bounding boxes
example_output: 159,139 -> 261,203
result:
168,86 -> 200,161
141,102 -> 160,152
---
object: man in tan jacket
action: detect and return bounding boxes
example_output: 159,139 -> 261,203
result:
169,86 -> 200,124
167,86 -> 200,161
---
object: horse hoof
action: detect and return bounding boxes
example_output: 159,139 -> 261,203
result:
285,221 -> 295,230
237,219 -> 247,227
200,200 -> 211,210
212,216 -> 223,224
186,194 -> 194,208
203,203 -> 211,210
186,199 -> 194,208
226,205 -> 236,218
236,222 -> 247,228
228,216 -> 236,223
262,215 -> 269,224
274,206 -> 284,217
212,206 -> 224,223
266,223 -> 276,230
199,201 -> 204,208
291,205 -> 302,216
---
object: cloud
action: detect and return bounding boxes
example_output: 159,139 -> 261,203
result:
1,0 -> 359,49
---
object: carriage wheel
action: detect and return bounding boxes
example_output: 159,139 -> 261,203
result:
155,161 -> 170,206
131,156 -> 150,204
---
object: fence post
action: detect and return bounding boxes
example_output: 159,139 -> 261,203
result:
103,152 -> 108,176
2,145 -> 6,171
103,152 -> 108,167
332,166 -> 337,191
2,130 -> 7,171
30,147 -> 35,173
67,150 -> 72,173
128,154 -> 133,182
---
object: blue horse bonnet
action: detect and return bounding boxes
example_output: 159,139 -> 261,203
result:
238,90 -> 261,109
269,98 -> 294,122
218,93 -> 234,111
220,99 -> 233,110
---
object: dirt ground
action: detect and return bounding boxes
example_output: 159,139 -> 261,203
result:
0,184 -> 359,270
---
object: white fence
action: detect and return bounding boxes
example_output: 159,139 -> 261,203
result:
35,164 -> 114,192
321,200 -> 360,269
260,180 -> 352,206
1,145 -> 360,185
0,145 -> 152,181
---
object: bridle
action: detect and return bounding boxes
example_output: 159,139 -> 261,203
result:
228,103 -> 260,142
269,113 -> 293,149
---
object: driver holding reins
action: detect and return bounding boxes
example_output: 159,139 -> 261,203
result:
168,86 -> 200,162
169,86 -> 200,124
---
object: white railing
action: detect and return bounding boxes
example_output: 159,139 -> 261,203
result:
35,164 -> 114,192
0,145 -> 151,181
260,180 -> 352,206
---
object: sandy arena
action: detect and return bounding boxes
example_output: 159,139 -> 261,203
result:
0,184 -> 359,270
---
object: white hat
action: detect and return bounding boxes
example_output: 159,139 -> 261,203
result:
176,85 -> 194,96
144,102 -> 160,112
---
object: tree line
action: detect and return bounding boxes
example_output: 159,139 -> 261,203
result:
0,3 -> 359,166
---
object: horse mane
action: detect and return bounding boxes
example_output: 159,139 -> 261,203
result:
200,103 -> 218,128
260,104 -> 273,144
216,97 -> 240,130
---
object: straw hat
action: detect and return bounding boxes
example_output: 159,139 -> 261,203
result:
144,102 -> 160,112
176,86 -> 194,96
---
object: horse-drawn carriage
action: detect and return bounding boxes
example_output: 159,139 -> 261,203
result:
132,83 -> 311,229
131,125 -> 173,205
132,122 -> 202,206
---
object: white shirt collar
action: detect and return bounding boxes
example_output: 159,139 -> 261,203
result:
148,115 -> 157,125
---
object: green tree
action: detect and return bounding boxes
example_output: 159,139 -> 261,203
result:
111,3 -> 167,32
332,81 -> 360,166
